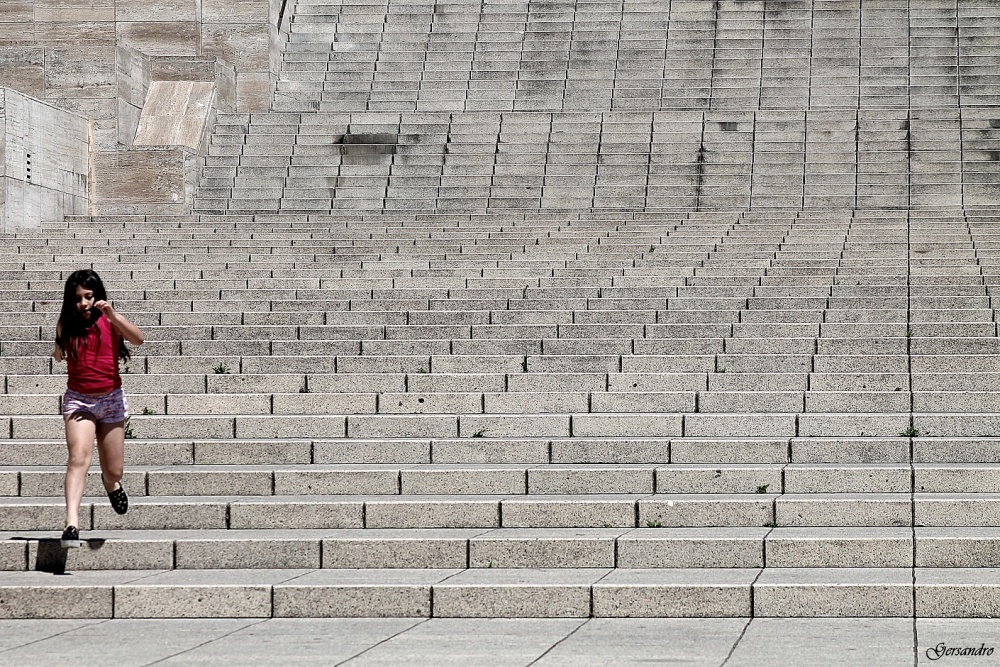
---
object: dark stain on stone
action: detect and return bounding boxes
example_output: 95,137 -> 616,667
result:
335,133 -> 399,165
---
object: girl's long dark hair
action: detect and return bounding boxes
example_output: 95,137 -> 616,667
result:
56,269 -> 130,363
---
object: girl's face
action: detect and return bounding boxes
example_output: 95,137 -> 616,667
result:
74,284 -> 96,321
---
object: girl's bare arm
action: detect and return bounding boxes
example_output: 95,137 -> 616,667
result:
94,301 -> 145,346
52,323 -> 63,362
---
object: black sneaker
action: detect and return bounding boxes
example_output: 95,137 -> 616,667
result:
60,526 -> 80,549
103,474 -> 129,515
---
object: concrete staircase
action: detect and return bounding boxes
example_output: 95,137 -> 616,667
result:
4,209 -> 1000,618
193,0 -> 1000,214
193,108 -> 1000,214
7,0 -> 1000,619
271,0 -> 1000,113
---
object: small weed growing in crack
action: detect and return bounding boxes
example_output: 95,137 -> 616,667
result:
213,363 -> 230,374
756,484 -> 769,494
645,519 -> 663,528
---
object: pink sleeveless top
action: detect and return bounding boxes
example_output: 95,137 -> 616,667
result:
66,315 -> 122,394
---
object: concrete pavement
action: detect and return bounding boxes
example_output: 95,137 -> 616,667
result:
2,617 -> 998,666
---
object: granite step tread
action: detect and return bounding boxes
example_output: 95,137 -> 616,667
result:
5,526 -> 993,571
7,463 -> 1000,497
5,492 -> 1000,530
0,567 -> 996,618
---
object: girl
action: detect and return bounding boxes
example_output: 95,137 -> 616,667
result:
52,269 -> 144,548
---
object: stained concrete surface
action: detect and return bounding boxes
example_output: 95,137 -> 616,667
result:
4,617 -> 998,666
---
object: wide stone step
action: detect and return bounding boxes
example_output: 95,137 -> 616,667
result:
9,492 -> 1000,531
2,567 -> 996,618
11,388 -> 997,416
10,463 -> 1000,497
6,434 -> 1000,466
1,410 -> 931,440
11,526 -> 1000,572
0,492 -> 754,531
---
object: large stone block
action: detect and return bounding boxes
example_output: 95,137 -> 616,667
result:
92,149 -> 192,205
0,49 -> 45,99
34,0 -> 114,23
116,0 -> 198,22
133,79 -> 215,150
754,568 -> 913,617
235,72 -> 271,112
0,2 -> 32,22
432,569 -> 601,618
0,583 -> 113,618
202,23 -> 270,71
202,0 -> 270,24
593,569 -> 755,617
34,22 -> 115,44
116,22 -> 200,56
114,571 -> 288,618
273,570 -> 450,618
43,46 -> 115,98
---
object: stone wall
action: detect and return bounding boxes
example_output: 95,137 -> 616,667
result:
0,87 -> 89,231
0,0 -> 284,151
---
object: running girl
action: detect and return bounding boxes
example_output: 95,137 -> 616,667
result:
52,269 -> 144,547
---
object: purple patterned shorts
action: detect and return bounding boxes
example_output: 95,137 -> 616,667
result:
62,388 -> 129,424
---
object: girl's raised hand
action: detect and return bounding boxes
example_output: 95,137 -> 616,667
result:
93,300 -> 115,316
96,301 -> 145,346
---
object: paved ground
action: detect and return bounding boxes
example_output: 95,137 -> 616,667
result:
2,617 -> 999,666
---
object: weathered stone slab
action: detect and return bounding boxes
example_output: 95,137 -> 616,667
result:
134,81 -> 215,151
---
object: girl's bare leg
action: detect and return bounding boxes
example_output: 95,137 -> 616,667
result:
96,420 -> 125,492
64,414 -> 97,528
